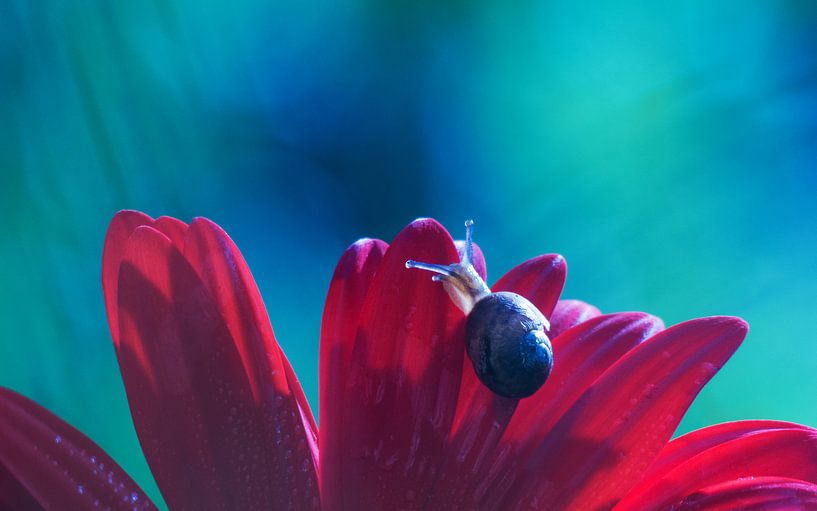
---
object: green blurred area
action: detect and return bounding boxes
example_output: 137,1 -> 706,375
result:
2,1 -> 817,507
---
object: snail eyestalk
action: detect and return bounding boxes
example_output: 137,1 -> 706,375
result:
404,260 -> 456,277
405,220 -> 489,314
463,219 -> 474,266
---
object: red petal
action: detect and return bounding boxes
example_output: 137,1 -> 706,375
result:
116,225 -> 319,510
431,313 -> 661,510
549,299 -> 602,338
644,420 -> 808,482
319,238 -> 388,511
0,388 -> 156,510
491,254 -> 566,318
151,216 -> 187,250
181,218 -> 320,505
614,426 -> 817,510
502,312 -> 664,447
102,211 -> 189,348
0,461 -> 43,511
425,369 -> 517,510
102,210 -> 153,348
650,477 -> 817,511
487,316 -> 748,511
339,218 -> 464,510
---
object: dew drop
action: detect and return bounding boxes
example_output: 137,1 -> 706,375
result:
54,435 -> 62,444
77,485 -> 85,495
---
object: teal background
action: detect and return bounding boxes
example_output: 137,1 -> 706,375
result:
2,1 -> 816,507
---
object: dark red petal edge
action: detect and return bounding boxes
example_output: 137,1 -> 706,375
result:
339,218 -> 464,510
644,420 -> 809,482
492,254 -> 566,319
655,477 -> 817,511
0,388 -> 156,511
549,299 -> 602,338
490,316 -> 748,511
501,312 -> 665,449
614,425 -> 817,510
319,238 -> 388,511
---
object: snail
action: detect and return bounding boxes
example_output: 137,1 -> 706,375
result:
406,220 -> 553,399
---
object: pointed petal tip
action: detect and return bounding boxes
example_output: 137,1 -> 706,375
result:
524,253 -> 567,272
685,315 -> 749,339
550,252 -> 567,268
601,311 -> 664,332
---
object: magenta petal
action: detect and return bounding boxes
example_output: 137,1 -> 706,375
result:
651,477 -> 817,511
427,256 -> 588,510
502,312 -> 664,447
150,216 -> 187,250
492,254 -> 566,318
426,359 -> 517,511
0,388 -> 156,511
487,316 -> 748,511
0,460 -> 44,511
339,218 -> 464,510
102,211 -> 189,348
437,313 -> 661,510
181,218 -> 320,505
115,225 -> 318,510
102,210 -> 154,348
643,420 -> 809,483
319,238 -> 388,511
614,427 -> 817,510
549,299 -> 602,338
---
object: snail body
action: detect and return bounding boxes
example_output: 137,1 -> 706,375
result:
406,221 -> 553,399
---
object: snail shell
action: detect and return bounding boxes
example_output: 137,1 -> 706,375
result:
406,220 -> 553,399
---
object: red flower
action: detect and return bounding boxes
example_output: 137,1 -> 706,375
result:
2,211 -> 817,510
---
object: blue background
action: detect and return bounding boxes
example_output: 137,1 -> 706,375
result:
2,1 -> 816,507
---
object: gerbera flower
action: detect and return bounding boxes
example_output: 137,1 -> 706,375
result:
1,211 -> 816,510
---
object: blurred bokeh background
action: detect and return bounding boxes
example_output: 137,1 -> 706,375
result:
2,0 -> 816,507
